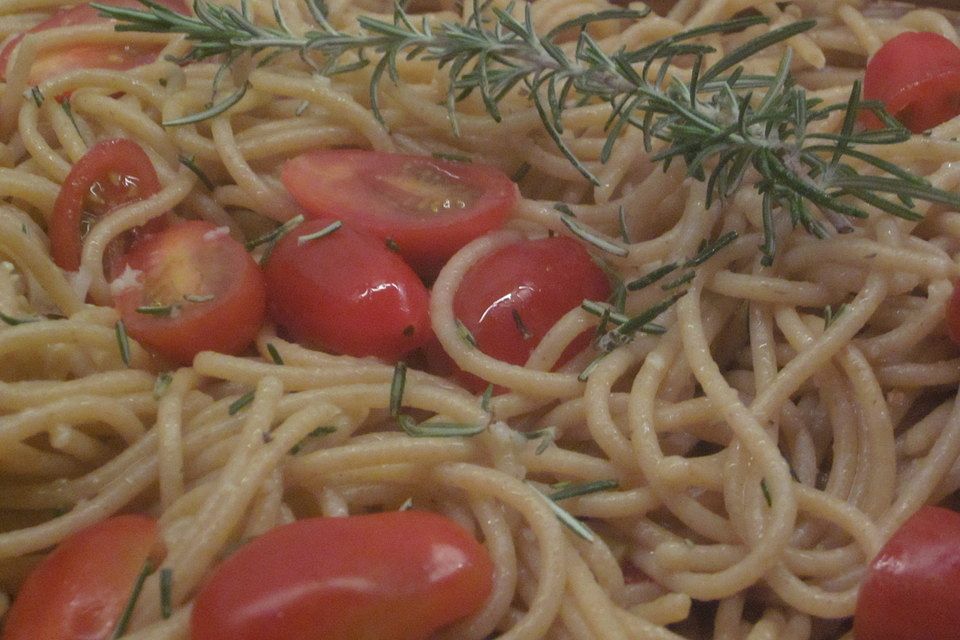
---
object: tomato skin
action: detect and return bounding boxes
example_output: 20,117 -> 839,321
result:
445,236 -> 610,391
190,511 -> 494,640
50,138 -> 167,277
1,515 -> 159,640
854,506 -> 960,640
263,219 -> 432,362
113,220 -> 267,365
0,0 -> 189,85
281,150 -> 518,279
862,32 -> 960,133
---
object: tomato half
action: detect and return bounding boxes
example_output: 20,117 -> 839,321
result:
1,515 -> 160,640
281,150 -> 517,279
437,235 -> 610,391
263,219 -> 432,362
50,138 -> 168,278
0,0 -> 189,85
854,506 -> 960,640
190,511 -> 494,640
862,32 -> 960,133
112,220 -> 267,365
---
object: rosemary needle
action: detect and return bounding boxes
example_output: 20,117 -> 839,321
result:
94,0 -> 960,261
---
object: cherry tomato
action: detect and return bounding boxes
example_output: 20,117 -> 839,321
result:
862,32 -> 960,133
0,0 -> 189,85
1,515 -> 160,640
191,511 -> 494,640
263,219 -> 431,362
281,150 -> 518,279
854,506 -> 960,640
112,220 -> 267,365
440,235 -> 610,391
50,138 -> 168,278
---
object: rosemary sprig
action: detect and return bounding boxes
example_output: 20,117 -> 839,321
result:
94,0 -> 960,258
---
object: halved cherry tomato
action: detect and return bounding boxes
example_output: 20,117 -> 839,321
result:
112,220 -> 267,365
436,235 -> 610,392
0,0 -> 189,85
191,511 -> 494,640
263,219 -> 431,362
50,138 -> 167,277
862,32 -> 960,133
854,506 -> 960,640
1,515 -> 160,640
281,150 -> 518,279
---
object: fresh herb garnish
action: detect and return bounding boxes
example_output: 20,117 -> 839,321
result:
110,559 -> 156,639
93,0 -> 960,261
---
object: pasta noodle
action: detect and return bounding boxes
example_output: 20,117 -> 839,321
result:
1,0 -> 959,638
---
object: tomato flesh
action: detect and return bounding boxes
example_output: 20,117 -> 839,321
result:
190,511 -> 494,640
281,150 -> 517,279
440,235 -> 610,391
1,515 -> 159,640
50,138 -> 168,278
862,31 -> 960,132
263,219 -> 432,362
854,506 -> 960,640
0,0 -> 189,85
112,220 -> 267,365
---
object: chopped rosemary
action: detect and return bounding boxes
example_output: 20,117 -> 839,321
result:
0,310 -> 38,325
824,303 -> 847,330
297,219 -> 341,245
228,390 -> 255,415
480,384 -> 494,412
661,270 -> 696,291
553,203 -> 577,217
511,162 -> 531,183
60,99 -> 85,143
245,214 -> 304,251
432,151 -> 471,163
159,567 -> 173,619
617,205 -> 630,244
455,319 -> 477,347
94,1 -> 960,257
289,425 -> 336,454
529,482 -> 595,542
389,361 -> 407,417
760,478 -> 773,507
153,372 -> 173,399
397,414 -> 485,438
183,293 -> 215,303
178,154 -> 215,189
266,342 -> 284,364
28,86 -> 43,107
626,263 -> 679,291
560,216 -> 628,257
110,559 -> 155,639
511,309 -> 532,340
523,426 -> 557,455
549,478 -> 619,501
115,320 -> 131,366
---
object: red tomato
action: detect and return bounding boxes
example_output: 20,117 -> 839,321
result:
112,220 -> 267,365
191,511 -> 494,640
263,219 -> 431,362
854,506 -> 960,640
0,0 -> 189,85
50,138 -> 168,277
862,32 -> 960,133
281,150 -> 517,279
440,235 -> 610,391
1,515 -> 160,640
